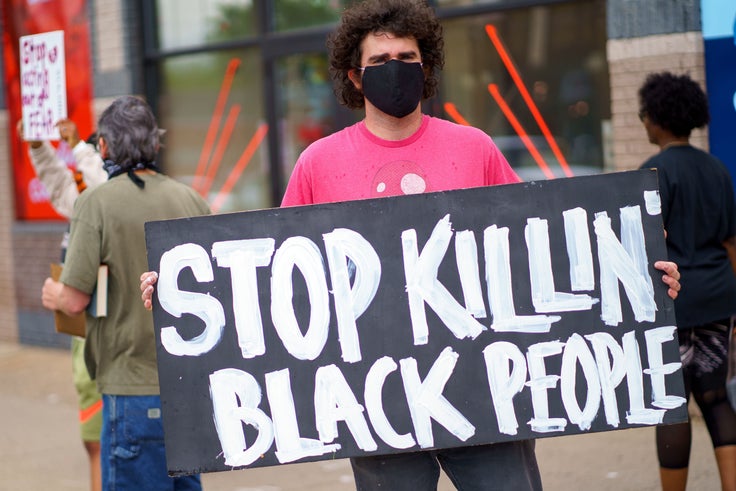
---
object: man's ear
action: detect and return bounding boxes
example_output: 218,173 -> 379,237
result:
98,136 -> 109,159
348,68 -> 363,91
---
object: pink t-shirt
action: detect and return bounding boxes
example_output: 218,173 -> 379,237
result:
281,114 -> 520,206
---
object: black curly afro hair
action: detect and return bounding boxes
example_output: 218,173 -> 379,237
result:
638,72 -> 709,138
326,0 -> 444,110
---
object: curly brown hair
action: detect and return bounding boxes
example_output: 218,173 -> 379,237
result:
327,0 -> 444,109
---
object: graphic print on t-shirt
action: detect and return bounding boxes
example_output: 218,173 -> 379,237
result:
371,160 -> 428,198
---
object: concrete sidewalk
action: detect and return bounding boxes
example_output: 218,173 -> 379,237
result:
0,341 -> 720,490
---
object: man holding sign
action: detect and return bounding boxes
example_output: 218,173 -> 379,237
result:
283,5 -> 540,487
142,0 -> 682,489
280,2 -> 681,489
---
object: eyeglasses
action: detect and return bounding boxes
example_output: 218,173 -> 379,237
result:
357,60 -> 423,72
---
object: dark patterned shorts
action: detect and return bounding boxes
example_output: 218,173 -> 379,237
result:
678,319 -> 730,396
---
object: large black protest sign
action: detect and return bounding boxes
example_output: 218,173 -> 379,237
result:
145,170 -> 687,476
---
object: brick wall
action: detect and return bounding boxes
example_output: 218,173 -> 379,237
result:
92,0 -> 141,98
0,112 -> 18,343
94,0 -> 125,73
607,32 -> 707,171
12,223 -> 68,347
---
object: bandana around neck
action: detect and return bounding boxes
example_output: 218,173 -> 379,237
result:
103,160 -> 161,189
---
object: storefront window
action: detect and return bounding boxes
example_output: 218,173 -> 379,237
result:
275,52 -> 361,191
150,0 -> 609,214
156,0 -> 256,51
439,0 -> 610,180
271,0 -> 353,32
157,49 -> 270,213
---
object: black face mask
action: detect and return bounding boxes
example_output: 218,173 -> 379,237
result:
361,60 -> 425,119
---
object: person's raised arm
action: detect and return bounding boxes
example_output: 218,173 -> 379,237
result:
18,119 -> 80,218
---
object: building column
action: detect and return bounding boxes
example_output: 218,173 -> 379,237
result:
607,32 -> 708,170
606,0 -> 705,171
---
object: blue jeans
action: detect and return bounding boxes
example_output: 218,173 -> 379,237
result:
350,440 -> 541,491
101,394 -> 202,491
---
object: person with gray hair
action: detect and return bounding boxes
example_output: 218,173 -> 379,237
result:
20,116 -> 106,491
42,95 -> 210,490
97,95 -> 163,188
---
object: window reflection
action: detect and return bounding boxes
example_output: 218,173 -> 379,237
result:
276,52 -> 360,191
440,1 -> 610,180
436,0 -> 533,7
157,50 -> 270,213
151,0 -> 611,213
271,0 -> 353,32
156,0 -> 255,51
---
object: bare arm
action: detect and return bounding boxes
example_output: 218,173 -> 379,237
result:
42,278 -> 91,316
724,236 -> 736,276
